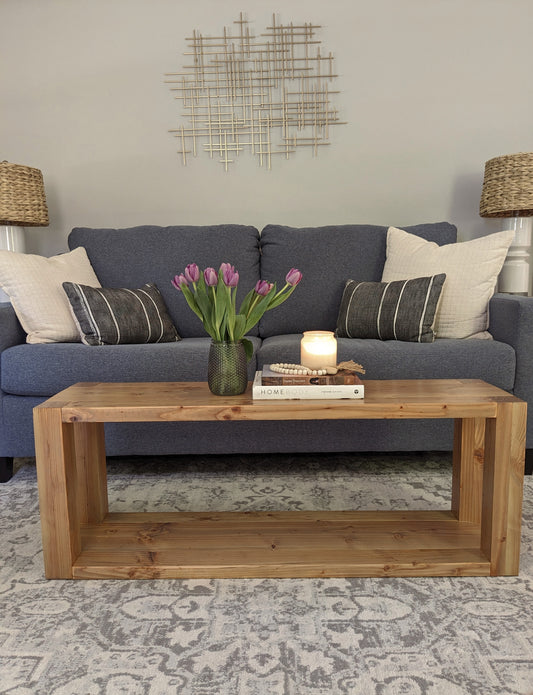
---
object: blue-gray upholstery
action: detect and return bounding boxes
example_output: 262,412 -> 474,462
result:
0,222 -> 531,463
258,222 -> 456,336
1,338 -> 261,396
68,224 -> 261,338
257,335 -> 516,390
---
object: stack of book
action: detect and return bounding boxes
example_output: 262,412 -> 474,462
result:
252,365 -> 364,400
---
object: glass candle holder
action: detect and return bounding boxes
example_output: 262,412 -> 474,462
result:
300,330 -> 337,369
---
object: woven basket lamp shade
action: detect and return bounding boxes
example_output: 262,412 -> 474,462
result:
479,152 -> 533,295
480,152 -> 533,218
0,161 -> 49,227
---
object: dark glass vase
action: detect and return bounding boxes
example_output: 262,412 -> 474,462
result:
207,340 -> 248,396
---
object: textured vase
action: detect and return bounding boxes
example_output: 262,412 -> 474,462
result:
207,340 -> 248,396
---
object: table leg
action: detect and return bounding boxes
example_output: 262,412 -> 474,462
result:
481,401 -> 527,575
451,418 -> 485,523
73,422 -> 108,524
33,408 -> 79,579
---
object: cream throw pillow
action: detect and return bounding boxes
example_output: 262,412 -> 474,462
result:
381,227 -> 515,339
0,247 -> 100,343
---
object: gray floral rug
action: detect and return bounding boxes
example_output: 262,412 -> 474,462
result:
1,452 -> 532,695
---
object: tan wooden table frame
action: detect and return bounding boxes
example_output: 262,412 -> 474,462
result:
33,379 -> 526,579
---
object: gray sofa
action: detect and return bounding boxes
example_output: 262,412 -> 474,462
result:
1,222 -> 532,481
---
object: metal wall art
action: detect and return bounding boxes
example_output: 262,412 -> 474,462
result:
165,13 -> 344,171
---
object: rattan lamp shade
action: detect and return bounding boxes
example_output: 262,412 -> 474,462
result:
0,161 -> 49,227
479,152 -> 533,218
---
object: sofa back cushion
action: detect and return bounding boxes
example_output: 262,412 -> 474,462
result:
258,222 -> 457,337
68,225 -> 261,338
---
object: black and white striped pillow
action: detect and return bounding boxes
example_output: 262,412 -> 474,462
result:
336,274 -> 446,342
63,282 -> 180,345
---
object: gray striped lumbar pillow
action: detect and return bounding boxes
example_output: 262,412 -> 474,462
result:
63,282 -> 180,345
336,274 -> 446,342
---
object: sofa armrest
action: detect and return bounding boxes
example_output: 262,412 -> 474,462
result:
0,303 -> 26,352
489,293 -> 533,448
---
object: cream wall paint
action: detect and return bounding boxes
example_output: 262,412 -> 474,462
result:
1,0 -> 532,256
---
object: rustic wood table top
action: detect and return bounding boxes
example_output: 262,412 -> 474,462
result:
38,378 -> 520,423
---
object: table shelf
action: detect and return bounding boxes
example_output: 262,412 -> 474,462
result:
72,510 -> 491,579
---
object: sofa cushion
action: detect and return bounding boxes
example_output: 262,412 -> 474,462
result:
68,225 -> 261,338
0,247 -> 100,344
1,337 -> 261,397
257,334 -> 516,392
258,222 -> 457,337
382,227 -> 515,339
336,274 -> 446,342
63,282 -> 180,345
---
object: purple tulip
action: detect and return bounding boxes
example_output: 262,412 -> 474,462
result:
184,263 -> 200,283
254,280 -> 273,296
204,267 -> 218,286
285,268 -> 302,286
221,262 -> 239,287
171,274 -> 189,291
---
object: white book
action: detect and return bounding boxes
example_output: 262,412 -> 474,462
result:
252,372 -> 364,400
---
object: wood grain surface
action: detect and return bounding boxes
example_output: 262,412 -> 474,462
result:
33,379 -> 526,579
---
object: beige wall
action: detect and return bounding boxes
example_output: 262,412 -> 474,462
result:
2,0 -> 532,256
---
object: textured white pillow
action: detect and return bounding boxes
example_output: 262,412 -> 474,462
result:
0,247 -> 100,343
381,227 -> 515,339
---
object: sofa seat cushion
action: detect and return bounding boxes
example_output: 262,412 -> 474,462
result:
68,225 -> 261,338
258,222 -> 457,337
257,334 -> 516,392
1,337 -> 261,397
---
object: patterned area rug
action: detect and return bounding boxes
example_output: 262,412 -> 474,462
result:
1,452 -> 532,695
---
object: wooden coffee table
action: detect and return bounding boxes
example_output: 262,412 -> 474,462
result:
33,379 -> 526,579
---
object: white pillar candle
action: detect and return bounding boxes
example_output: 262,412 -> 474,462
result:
300,331 -> 337,369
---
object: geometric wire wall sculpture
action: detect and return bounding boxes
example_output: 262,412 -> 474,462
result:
165,13 -> 345,171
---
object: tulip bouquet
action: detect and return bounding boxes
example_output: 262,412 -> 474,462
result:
172,263 -> 302,360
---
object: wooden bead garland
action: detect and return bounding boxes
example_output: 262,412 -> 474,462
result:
270,363 -> 329,375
